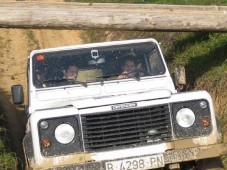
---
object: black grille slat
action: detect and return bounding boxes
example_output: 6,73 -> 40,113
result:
82,111 -> 168,125
82,107 -> 167,121
81,104 -> 172,151
84,127 -> 170,139
85,138 -> 142,149
84,122 -> 170,135
84,130 -> 171,144
84,134 -> 171,149
83,116 -> 169,130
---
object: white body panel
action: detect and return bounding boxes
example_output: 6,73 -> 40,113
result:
30,90 -> 218,166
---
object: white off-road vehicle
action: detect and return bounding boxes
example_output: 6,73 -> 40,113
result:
12,39 -> 226,169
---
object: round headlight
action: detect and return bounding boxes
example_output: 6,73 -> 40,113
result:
55,124 -> 75,144
176,108 -> 195,128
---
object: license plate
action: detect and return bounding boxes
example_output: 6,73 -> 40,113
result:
105,154 -> 165,170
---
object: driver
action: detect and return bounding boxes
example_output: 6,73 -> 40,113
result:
35,69 -> 46,88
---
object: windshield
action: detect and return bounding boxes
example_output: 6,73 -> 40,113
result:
32,41 -> 166,88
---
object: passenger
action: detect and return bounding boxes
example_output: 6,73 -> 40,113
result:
63,65 -> 79,83
117,56 -> 137,79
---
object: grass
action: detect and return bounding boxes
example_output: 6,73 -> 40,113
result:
0,153 -> 17,170
168,33 -> 227,88
0,110 -> 17,169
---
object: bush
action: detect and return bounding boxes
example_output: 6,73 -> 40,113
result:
0,111 -> 17,169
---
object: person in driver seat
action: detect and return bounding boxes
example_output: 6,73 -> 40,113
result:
35,68 -> 46,88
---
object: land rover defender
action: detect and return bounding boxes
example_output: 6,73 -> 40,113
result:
12,39 -> 226,169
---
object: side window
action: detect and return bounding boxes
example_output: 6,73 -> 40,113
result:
147,50 -> 165,76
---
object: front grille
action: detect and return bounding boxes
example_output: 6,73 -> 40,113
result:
81,104 -> 172,151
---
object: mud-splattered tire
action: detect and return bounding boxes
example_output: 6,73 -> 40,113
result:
196,157 -> 224,170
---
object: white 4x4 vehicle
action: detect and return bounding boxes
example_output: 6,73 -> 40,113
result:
12,39 -> 226,169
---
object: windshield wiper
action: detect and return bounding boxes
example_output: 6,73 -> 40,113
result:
43,78 -> 88,87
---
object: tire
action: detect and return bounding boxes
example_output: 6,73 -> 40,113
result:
196,157 -> 224,170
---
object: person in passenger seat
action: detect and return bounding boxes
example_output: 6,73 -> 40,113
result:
117,56 -> 137,79
63,65 -> 79,82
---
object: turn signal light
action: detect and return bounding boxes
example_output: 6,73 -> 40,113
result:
201,117 -> 210,127
42,139 -> 51,148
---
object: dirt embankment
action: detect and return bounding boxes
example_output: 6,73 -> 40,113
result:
0,28 -> 83,162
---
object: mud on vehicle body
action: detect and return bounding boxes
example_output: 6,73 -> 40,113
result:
12,39 -> 227,169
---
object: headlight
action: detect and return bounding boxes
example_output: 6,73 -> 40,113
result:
55,124 -> 75,144
176,108 -> 195,128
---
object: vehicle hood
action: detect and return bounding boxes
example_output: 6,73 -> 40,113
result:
30,77 -> 174,112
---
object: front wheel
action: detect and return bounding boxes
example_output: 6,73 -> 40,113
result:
196,157 -> 224,170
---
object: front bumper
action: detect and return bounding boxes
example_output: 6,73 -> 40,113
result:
34,143 -> 227,170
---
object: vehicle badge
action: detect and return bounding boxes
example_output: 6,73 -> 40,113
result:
111,103 -> 137,110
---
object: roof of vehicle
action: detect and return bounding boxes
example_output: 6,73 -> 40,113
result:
29,38 -> 159,57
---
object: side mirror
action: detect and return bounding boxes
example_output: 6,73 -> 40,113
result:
11,84 -> 24,105
174,65 -> 186,91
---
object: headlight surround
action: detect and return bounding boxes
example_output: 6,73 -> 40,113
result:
171,100 -> 212,139
176,108 -> 195,128
38,116 -> 82,157
55,123 -> 75,144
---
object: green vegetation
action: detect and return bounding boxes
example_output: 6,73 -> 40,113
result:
0,111 -> 17,169
169,33 -> 227,88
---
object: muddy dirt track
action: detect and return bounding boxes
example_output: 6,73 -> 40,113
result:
0,26 -> 83,164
